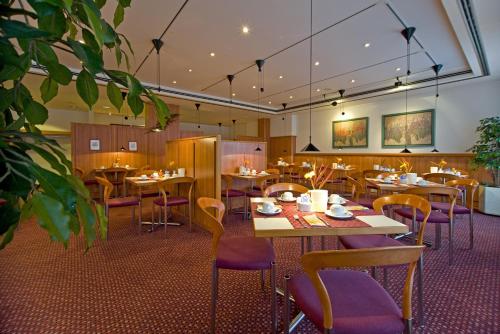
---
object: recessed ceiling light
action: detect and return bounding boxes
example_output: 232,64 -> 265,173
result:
232,93 -> 236,96
314,61 -> 319,66
268,101 -> 272,104
279,75 -> 283,79
364,42 -> 370,48
396,67 -> 401,71
242,26 -> 249,34
351,79 -> 355,83
289,95 -> 293,99
316,88 -> 320,92
172,80 -> 177,84
210,52 -> 215,57
188,69 -> 192,72
108,112 -> 112,116
252,85 -> 256,89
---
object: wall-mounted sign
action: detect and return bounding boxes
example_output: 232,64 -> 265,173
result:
89,139 -> 100,151
128,141 -> 137,151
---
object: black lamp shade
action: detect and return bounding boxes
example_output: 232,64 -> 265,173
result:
301,142 -> 320,152
255,146 -> 262,152
400,147 -> 412,153
431,148 -> 439,153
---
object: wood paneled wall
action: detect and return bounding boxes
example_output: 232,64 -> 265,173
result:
269,136 -> 296,163
71,103 -> 180,176
293,152 -> 491,184
221,140 -> 267,173
165,136 -> 221,226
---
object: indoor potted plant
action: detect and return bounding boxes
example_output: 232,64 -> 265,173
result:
471,117 -> 500,215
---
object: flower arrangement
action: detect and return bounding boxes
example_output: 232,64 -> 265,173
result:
399,159 -> 413,174
431,159 -> 447,170
304,163 -> 334,189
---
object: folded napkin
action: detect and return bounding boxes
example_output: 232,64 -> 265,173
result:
345,205 -> 369,211
302,214 -> 326,227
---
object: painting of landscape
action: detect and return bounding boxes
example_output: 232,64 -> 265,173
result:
332,117 -> 368,148
382,109 -> 434,147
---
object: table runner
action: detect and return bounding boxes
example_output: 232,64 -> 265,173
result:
251,199 -> 375,229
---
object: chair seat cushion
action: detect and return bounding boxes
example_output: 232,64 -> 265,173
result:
289,270 -> 404,334
339,234 -> 403,249
221,189 -> 246,197
84,179 -> 98,186
431,201 -> 470,214
355,197 -> 374,209
107,196 -> 139,208
216,236 -> 275,270
153,196 -> 189,207
395,208 -> 450,224
140,189 -> 163,198
245,190 -> 262,198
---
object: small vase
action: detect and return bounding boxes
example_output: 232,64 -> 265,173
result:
309,189 -> 328,212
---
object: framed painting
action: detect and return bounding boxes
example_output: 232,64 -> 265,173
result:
89,139 -> 100,151
382,109 -> 435,148
332,117 -> 369,148
128,141 -> 137,151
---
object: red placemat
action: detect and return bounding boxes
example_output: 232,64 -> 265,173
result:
251,201 -> 373,229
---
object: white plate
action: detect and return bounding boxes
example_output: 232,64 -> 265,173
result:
278,196 -> 296,202
256,207 -> 283,215
324,210 -> 354,219
328,198 -> 347,205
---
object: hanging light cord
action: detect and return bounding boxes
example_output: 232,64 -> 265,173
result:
156,49 -> 161,92
308,0 -> 313,143
404,40 -> 410,148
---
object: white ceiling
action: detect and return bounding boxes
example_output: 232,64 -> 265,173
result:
23,0 -> 499,125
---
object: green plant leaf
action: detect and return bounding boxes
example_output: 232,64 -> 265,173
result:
118,33 -> 134,55
31,193 -> 71,245
38,8 -> 67,38
24,100 -> 49,125
82,28 -> 100,52
34,42 -> 59,66
40,77 -> 58,103
76,69 -> 98,109
118,0 -> 131,8
76,197 -> 96,248
94,0 -> 106,9
82,0 -> 103,47
149,94 -> 170,128
0,19 -> 51,38
0,53 -> 30,81
67,39 -> 103,74
114,43 -> 122,66
46,62 -> 72,85
95,203 -> 107,239
126,74 -> 143,97
0,87 -> 13,112
127,94 -> 144,116
113,4 -> 124,27
106,81 -> 123,111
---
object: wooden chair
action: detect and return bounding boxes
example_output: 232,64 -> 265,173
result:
263,182 -> 309,198
265,168 -> 281,175
197,197 -> 277,334
152,176 -> 195,233
221,174 -> 246,215
422,172 -> 459,184
363,169 -> 385,194
439,179 -> 479,249
397,187 -> 460,264
284,246 -> 425,334
95,176 -> 140,238
344,176 -> 374,209
133,169 -> 160,198
73,167 -> 84,179
100,167 -> 128,197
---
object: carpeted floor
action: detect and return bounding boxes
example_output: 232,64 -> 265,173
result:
0,203 -> 499,333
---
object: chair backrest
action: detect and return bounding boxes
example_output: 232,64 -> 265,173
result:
196,197 -> 225,260
221,174 -> 234,191
403,186 -> 459,221
157,176 -> 195,204
73,167 -> 84,179
445,178 -> 479,210
265,168 -> 280,175
263,182 -> 309,197
363,169 -> 383,178
373,194 -> 432,245
136,169 -> 155,176
344,176 -> 365,202
254,174 -> 280,192
101,168 -> 128,182
95,176 -> 113,201
300,246 -> 425,331
422,172 -> 459,183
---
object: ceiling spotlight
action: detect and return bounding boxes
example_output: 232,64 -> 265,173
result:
396,67 -> 401,72
364,42 -> 370,48
351,79 -> 355,83
210,52 -> 215,57
232,93 -> 236,96
242,26 -> 249,34
188,69 -> 192,72
314,61 -> 319,66
331,101 -> 337,107
108,112 -> 112,116
341,111 -> 345,116
172,80 -> 177,84
279,75 -> 283,79
316,88 -> 320,92
268,101 -> 272,104
252,85 -> 256,89
394,76 -> 402,87
289,95 -> 293,99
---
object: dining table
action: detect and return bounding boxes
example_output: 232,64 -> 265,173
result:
365,177 -> 447,195
94,166 -> 138,197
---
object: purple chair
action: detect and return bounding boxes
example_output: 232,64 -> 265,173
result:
197,197 -> 276,334
345,176 -> 374,209
394,186 -> 460,265
95,177 -> 140,239
221,174 -> 246,216
284,246 -> 425,334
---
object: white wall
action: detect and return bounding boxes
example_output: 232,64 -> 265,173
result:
293,78 -> 500,153
180,122 -> 231,139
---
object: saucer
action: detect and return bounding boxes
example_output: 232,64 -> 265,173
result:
328,198 -> 346,205
278,195 -> 296,202
256,206 -> 282,215
324,210 -> 354,219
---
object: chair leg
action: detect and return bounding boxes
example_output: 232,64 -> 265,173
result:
284,275 -> 291,334
210,261 -> 218,334
300,237 -> 305,255
469,213 -> 474,249
138,203 -> 142,232
188,203 -> 192,232
260,270 -> 265,291
321,236 -> 326,250
131,207 -> 135,226
434,224 -> 441,250
383,267 -> 388,289
270,262 -> 277,334
417,255 -> 424,327
164,206 -> 168,237
371,267 -> 377,280
404,319 -> 413,334
105,206 -> 109,240
448,221 -> 454,265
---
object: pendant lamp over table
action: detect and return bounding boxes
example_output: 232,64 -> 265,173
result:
400,26 -> 416,154
431,64 -> 443,152
255,59 -> 266,152
227,74 -> 235,140
195,103 -> 201,129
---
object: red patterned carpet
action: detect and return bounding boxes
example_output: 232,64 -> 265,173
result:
1,204 -> 499,333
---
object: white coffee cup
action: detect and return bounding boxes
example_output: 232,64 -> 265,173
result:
177,168 -> 185,177
384,176 -> 392,183
330,204 -> 347,216
373,164 -> 379,170
251,169 -> 257,175
282,191 -> 293,200
329,194 -> 340,203
125,164 -> 129,168
407,172 -> 418,185
140,174 -> 147,180
152,172 -> 159,178
262,201 -> 275,213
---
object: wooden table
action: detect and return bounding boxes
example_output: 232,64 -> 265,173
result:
95,167 -> 138,196
365,177 -> 445,194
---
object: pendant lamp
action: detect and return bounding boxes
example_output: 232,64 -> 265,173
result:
152,39 -> 164,92
227,74 -> 235,140
400,27 -> 416,154
301,0 -> 320,152
338,89 -> 345,115
255,59 -> 266,152
195,103 -> 201,129
431,64 -> 443,152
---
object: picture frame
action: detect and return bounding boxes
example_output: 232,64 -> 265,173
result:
332,117 -> 369,148
382,109 -> 435,148
89,139 -> 100,151
128,141 -> 137,152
